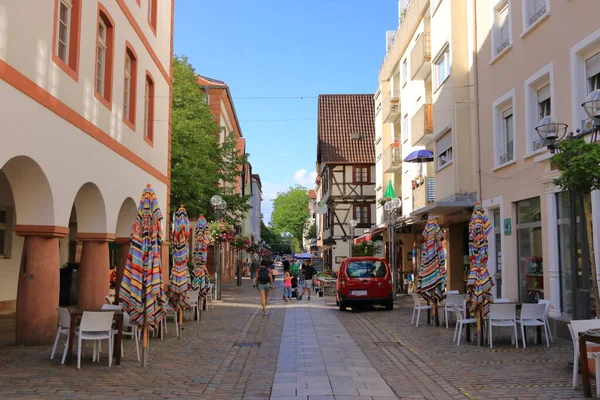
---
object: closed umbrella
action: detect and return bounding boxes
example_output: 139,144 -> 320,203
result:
119,184 -> 167,367
168,206 -> 192,337
193,216 -> 211,296
383,181 -> 396,199
465,204 -> 494,345
417,216 -> 447,325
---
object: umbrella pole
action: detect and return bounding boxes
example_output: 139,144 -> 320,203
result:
142,325 -> 149,368
178,306 -> 183,339
476,306 -> 483,347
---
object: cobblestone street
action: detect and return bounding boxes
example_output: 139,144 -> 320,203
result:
0,280 -> 587,399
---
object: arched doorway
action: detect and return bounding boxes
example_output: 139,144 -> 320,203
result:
0,156 -> 58,345
112,197 -> 137,302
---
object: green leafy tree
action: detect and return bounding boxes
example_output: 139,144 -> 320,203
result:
353,241 -> 381,257
552,138 -> 600,313
306,221 -> 317,239
171,55 -> 250,225
171,55 -> 221,218
271,186 -> 310,249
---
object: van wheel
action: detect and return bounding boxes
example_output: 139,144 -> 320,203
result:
339,301 -> 346,311
385,300 -> 394,311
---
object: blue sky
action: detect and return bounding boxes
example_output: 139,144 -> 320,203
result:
173,0 -> 398,222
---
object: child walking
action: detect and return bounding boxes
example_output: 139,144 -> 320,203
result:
283,271 -> 293,302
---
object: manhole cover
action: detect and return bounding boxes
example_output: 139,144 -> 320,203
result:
236,342 -> 261,347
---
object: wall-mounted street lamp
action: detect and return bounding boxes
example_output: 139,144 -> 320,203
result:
384,197 -> 402,299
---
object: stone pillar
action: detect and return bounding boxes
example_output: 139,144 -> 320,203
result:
77,233 -> 114,309
15,225 -> 68,345
114,237 -> 130,303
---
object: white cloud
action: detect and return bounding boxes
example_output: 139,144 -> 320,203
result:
292,169 -> 318,187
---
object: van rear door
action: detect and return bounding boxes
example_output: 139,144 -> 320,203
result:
344,260 -> 389,298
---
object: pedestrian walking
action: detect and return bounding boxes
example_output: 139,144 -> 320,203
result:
299,259 -> 317,300
255,259 -> 273,315
283,270 -> 293,302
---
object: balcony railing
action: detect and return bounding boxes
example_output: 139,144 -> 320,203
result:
529,5 -> 547,25
382,90 -> 401,123
497,38 -> 510,55
410,32 -> 431,81
412,176 -> 435,211
383,142 -> 402,173
411,103 -> 433,146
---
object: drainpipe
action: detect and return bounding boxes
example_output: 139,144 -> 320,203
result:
469,0 -> 483,202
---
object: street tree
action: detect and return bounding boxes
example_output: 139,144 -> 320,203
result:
552,138 -> 600,313
171,55 -> 250,225
271,186 -> 310,249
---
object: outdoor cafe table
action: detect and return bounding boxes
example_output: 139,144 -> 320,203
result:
316,277 -> 336,296
64,307 -> 124,366
578,332 -> 600,397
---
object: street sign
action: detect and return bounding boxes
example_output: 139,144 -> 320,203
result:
315,201 -> 327,214
503,218 -> 512,235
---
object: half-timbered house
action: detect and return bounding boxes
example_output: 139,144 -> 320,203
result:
316,94 -> 376,271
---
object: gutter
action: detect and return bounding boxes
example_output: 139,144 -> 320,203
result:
469,0 -> 483,202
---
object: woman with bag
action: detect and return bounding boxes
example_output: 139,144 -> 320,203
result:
255,259 -> 274,316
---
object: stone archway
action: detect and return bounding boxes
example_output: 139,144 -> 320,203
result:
0,156 -> 60,345
113,197 -> 137,302
70,183 -> 111,309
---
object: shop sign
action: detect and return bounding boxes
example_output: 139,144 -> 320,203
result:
503,218 -> 512,236
315,201 -> 328,214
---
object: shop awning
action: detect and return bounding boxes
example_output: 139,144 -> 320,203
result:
353,227 -> 386,244
410,199 -> 477,217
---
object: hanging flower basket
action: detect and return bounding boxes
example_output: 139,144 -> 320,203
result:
207,221 -> 235,244
233,235 -> 251,250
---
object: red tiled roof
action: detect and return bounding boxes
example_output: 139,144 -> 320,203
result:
317,94 -> 375,164
196,75 -> 227,87
308,189 -> 316,199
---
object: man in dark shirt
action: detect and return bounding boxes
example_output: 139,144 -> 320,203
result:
299,259 -> 317,300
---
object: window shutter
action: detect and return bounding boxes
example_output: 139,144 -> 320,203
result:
537,84 -> 550,102
435,131 -> 452,154
586,52 -> 600,79
502,107 -> 513,119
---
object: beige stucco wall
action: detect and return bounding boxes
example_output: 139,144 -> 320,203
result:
0,0 -> 172,304
0,0 -> 171,175
476,0 -> 600,314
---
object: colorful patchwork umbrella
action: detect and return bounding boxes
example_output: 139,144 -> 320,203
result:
193,216 -> 211,294
417,216 -> 447,304
465,204 -> 494,318
168,206 -> 192,314
119,184 -> 167,366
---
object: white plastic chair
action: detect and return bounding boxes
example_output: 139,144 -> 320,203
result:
163,302 -> 179,338
75,311 -> 115,369
104,296 -> 113,305
50,308 -> 73,364
187,290 -> 201,322
495,298 -> 510,303
204,284 -> 215,309
568,320 -> 600,390
411,293 -> 432,327
100,304 -> 138,361
451,304 -> 476,346
537,299 -> 554,342
488,303 -> 518,349
517,303 -> 549,348
444,294 -> 466,329
446,290 -> 459,295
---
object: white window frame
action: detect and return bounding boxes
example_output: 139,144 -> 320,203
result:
433,44 -> 450,90
491,0 -> 512,60
524,62 -> 554,156
402,58 -> 408,87
482,195 -> 505,300
124,54 -> 132,121
402,114 -> 409,143
96,18 -> 107,96
570,30 -> 600,136
435,129 -> 453,171
144,77 -> 150,139
431,0 -> 442,16
521,0 -> 549,37
56,0 -> 72,63
492,89 -> 516,169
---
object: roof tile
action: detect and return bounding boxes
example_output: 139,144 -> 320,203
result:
317,94 -> 375,164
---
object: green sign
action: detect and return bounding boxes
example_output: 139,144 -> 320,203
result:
503,218 -> 512,236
